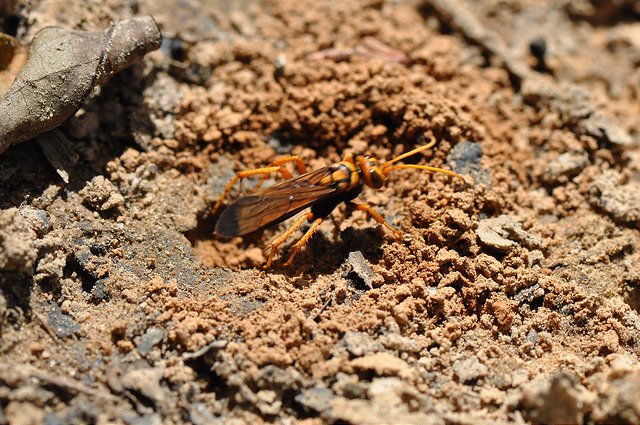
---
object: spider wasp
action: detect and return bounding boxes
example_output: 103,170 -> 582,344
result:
211,137 -> 466,268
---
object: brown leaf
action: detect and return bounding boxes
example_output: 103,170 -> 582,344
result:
0,16 -> 162,154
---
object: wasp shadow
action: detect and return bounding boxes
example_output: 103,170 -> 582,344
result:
270,224 -> 387,277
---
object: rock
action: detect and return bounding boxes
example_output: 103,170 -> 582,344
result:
452,357 -> 488,383
44,303 -> 80,339
521,373 -> 595,424
19,206 -> 51,237
330,397 -> 442,424
447,141 -> 492,187
378,333 -> 422,353
182,340 -> 228,360
295,387 -> 334,414
476,215 -> 543,251
541,151 -> 589,185
120,367 -> 167,407
521,78 -> 632,147
588,171 -> 640,226
91,278 -> 110,302
79,175 -> 125,212
256,365 -> 303,390
343,251 -> 378,289
329,379 -> 441,425
580,112 -> 633,147
343,382 -> 366,399
351,352 -> 415,380
368,377 -> 405,405
342,332 -> 378,357
0,208 -> 37,273
513,284 -> 545,304
137,328 -> 166,355
606,23 -> 640,50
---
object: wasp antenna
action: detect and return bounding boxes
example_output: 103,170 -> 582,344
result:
381,135 -> 438,169
383,163 -> 467,189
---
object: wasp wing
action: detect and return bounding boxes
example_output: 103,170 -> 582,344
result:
215,167 -> 341,237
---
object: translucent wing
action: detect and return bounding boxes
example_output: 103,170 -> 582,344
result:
215,167 -> 341,237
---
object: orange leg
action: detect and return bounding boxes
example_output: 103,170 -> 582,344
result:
348,202 -> 402,237
254,155 -> 307,190
213,157 -> 309,216
263,212 -> 313,269
283,216 -> 325,267
211,166 -> 287,216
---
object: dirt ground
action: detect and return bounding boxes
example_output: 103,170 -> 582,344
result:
1,0 -> 640,423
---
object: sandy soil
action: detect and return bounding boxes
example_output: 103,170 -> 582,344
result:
1,0 -> 640,423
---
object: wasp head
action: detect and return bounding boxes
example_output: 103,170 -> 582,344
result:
361,157 -> 386,189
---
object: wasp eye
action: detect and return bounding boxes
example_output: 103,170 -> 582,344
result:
369,168 -> 385,189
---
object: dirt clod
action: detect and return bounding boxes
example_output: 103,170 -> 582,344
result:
79,176 -> 125,212
452,357 -> 488,384
521,373 -> 595,424
0,208 -> 37,272
588,171 -> 640,226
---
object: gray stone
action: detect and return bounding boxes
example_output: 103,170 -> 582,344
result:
447,142 -> 492,187
91,279 -> 110,302
295,387 -> 334,414
343,251 -> 377,289
476,215 -> 543,251
137,328 -> 166,355
541,151 -> 589,185
44,303 -> 80,339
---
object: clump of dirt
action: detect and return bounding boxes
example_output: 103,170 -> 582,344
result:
1,0 -> 639,423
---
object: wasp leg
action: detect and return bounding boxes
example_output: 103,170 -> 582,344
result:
263,212 -> 313,269
348,202 -> 402,237
254,155 -> 307,190
211,166 -> 288,216
283,215 -> 325,267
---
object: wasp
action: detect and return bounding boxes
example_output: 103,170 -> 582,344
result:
211,137 -> 466,268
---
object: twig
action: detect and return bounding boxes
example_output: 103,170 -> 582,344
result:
311,287 -> 334,321
308,36 -> 408,64
182,340 -> 228,360
33,311 -> 61,344
26,366 -> 120,402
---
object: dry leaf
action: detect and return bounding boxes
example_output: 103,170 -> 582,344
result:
0,16 -> 162,154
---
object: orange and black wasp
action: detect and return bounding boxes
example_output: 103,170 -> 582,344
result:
211,137 -> 466,268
